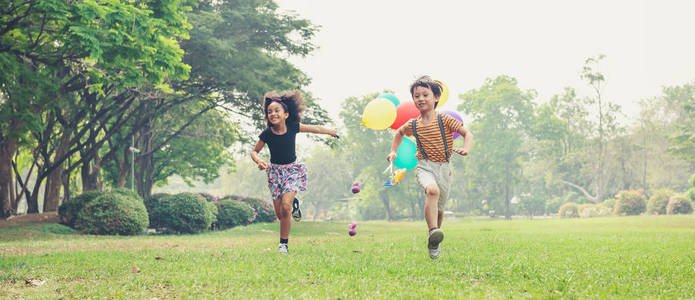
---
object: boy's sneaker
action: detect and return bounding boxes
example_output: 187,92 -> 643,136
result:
278,243 -> 289,254
428,228 -> 444,259
292,198 -> 302,222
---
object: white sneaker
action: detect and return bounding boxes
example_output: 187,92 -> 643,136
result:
429,244 -> 441,259
428,229 -> 444,259
278,243 -> 289,254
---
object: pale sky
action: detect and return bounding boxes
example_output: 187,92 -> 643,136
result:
275,0 -> 695,126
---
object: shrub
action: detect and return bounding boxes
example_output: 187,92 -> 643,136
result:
162,193 -> 218,234
213,200 -> 256,229
666,195 -> 693,215
58,191 -> 102,227
546,197 -> 565,215
558,202 -> 579,218
646,189 -> 674,215
74,192 -> 149,235
686,188 -> 695,203
597,199 -> 615,216
41,223 -> 74,235
144,193 -> 173,229
238,196 -> 276,223
199,192 -> 220,203
578,204 -> 599,218
564,191 -> 589,205
111,188 -> 142,201
613,190 -> 646,216
222,195 -> 276,223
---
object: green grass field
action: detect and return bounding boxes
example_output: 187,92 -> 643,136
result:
2,216 -> 695,299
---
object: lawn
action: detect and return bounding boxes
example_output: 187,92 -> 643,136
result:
1,216 -> 695,299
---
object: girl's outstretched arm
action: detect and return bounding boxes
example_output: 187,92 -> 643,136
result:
251,140 -> 268,170
299,123 -> 338,137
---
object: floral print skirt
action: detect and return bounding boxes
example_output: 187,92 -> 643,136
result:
266,161 -> 307,200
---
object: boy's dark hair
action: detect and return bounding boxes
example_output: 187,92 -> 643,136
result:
409,75 -> 443,108
263,90 -> 305,128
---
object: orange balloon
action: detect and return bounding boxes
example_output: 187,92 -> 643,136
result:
390,102 -> 421,130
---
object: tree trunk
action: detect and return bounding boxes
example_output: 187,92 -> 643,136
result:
136,123 -> 154,199
44,122 -> 73,211
379,190 -> 392,221
81,158 -> 102,192
62,168 -> 71,204
504,160 -> 512,220
115,147 -> 129,188
0,139 -> 17,218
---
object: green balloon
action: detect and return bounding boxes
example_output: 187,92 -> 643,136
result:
393,138 -> 417,170
377,93 -> 400,107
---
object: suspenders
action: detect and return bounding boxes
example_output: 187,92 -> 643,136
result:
411,113 -> 449,161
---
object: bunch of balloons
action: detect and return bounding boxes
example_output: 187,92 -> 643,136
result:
360,81 -> 464,171
383,168 -> 406,187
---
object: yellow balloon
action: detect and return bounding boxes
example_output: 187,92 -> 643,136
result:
362,98 -> 397,130
435,79 -> 449,108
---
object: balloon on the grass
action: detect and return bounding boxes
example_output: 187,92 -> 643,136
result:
377,93 -> 400,107
390,101 -> 421,130
362,98 -> 397,130
434,79 -> 449,108
393,138 -> 417,170
349,229 -> 357,236
441,110 -> 464,139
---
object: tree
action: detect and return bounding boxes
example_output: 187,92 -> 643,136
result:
458,75 -> 536,219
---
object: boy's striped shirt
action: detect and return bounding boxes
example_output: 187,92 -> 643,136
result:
403,112 -> 463,163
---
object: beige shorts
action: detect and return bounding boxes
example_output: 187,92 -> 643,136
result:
415,159 -> 451,210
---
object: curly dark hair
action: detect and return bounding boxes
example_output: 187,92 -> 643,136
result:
263,90 -> 305,128
409,75 -> 443,108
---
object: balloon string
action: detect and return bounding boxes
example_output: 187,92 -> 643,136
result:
383,163 -> 393,175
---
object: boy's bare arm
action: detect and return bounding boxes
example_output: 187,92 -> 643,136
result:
452,126 -> 473,156
387,124 -> 408,162
299,123 -> 338,137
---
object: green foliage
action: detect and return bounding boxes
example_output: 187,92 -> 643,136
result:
74,192 -> 149,235
458,75 -> 536,218
558,202 -> 579,218
667,83 -> 695,163
686,189 -> 695,203
144,193 -> 174,229
159,193 -> 218,234
40,223 -> 74,235
666,196 -> 693,215
646,189 -> 674,215
58,191 -> 102,227
597,199 -> 615,216
224,195 -> 276,223
110,188 -> 143,202
614,191 -> 646,216
212,200 -> 255,230
578,204 -> 598,218
546,197 -> 565,215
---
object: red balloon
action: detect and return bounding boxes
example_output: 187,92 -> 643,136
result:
390,102 -> 421,130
